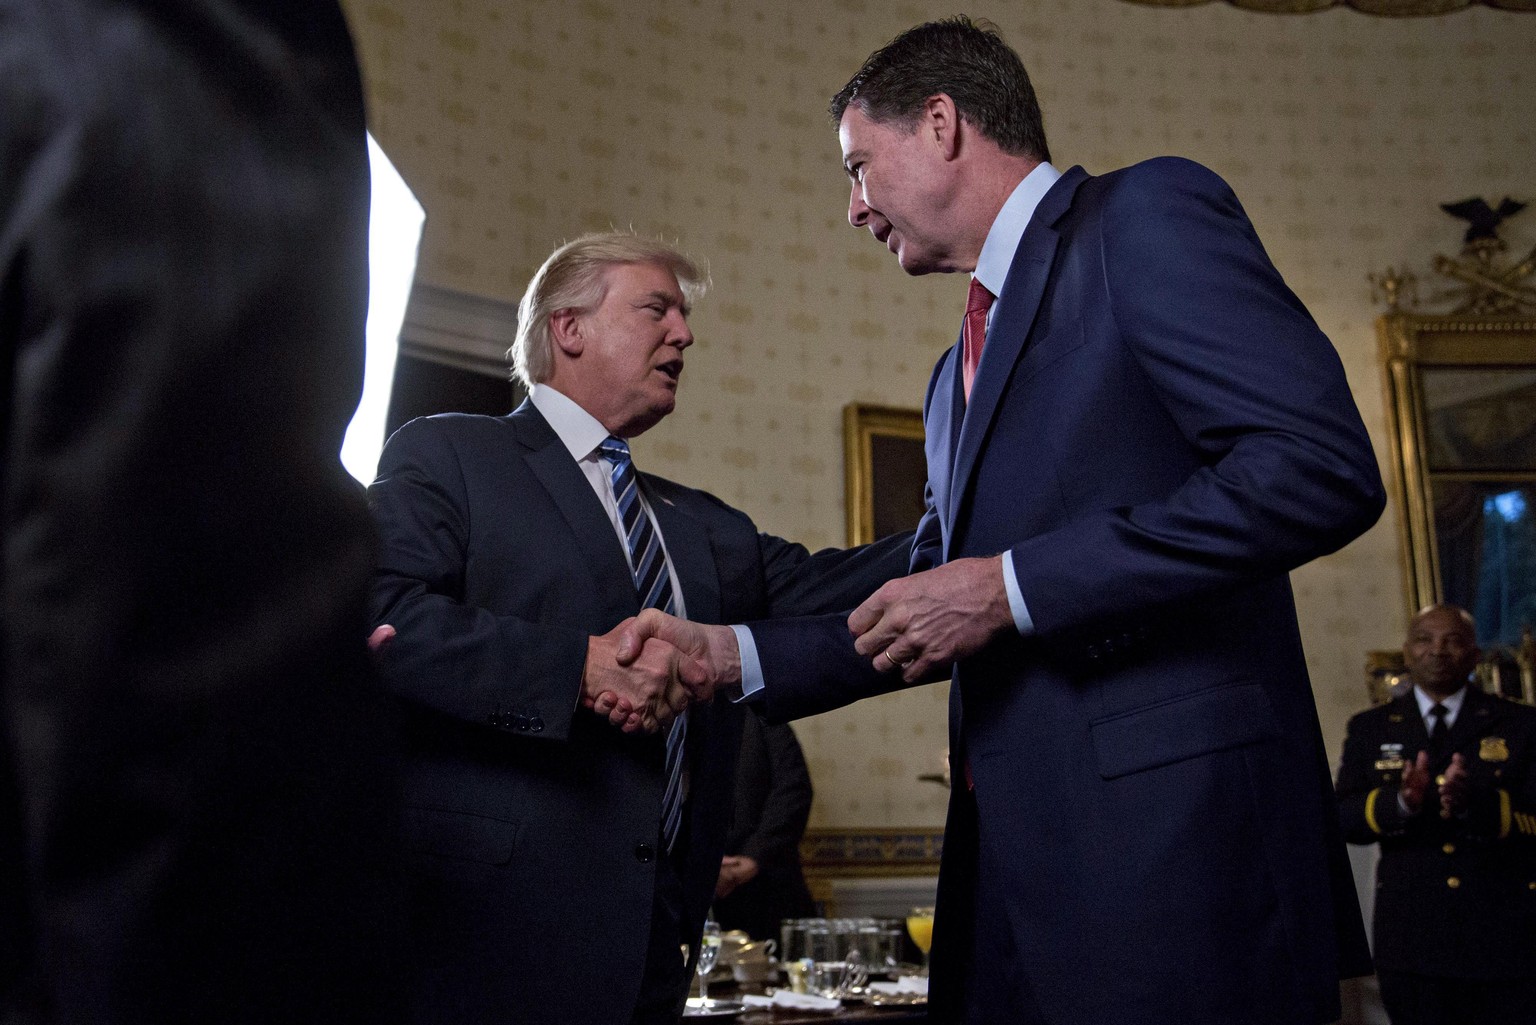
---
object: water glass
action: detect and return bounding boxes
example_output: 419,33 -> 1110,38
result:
802,918 -> 837,963
696,918 -> 721,1002
779,918 -> 810,964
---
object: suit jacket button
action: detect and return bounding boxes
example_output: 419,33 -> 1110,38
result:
1446,876 -> 1461,889
513,714 -> 530,731
528,716 -> 545,733
1442,843 -> 1456,855
487,712 -> 504,727
635,843 -> 656,863
1086,644 -> 1102,660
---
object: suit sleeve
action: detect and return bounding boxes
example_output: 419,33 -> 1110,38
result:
368,418 -> 588,742
1009,160 -> 1385,636
745,361 -> 947,721
755,529 -> 914,618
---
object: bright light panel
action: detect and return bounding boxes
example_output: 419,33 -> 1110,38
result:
341,134 -> 425,484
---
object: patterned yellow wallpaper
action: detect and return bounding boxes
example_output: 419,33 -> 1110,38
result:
341,0 -> 1534,828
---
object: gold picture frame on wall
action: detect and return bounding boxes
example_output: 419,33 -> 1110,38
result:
1378,313 -> 1536,623
843,403 -> 927,546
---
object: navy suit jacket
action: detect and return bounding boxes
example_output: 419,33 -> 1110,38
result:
368,403 -> 909,1025
752,158 -> 1384,1025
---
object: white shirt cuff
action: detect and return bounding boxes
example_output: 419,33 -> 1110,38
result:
1001,553 -> 1035,636
731,625 -> 766,700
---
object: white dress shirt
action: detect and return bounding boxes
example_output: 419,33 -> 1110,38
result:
972,161 -> 1060,638
528,384 -> 687,617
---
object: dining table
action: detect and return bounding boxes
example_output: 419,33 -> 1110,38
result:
685,979 -> 928,1024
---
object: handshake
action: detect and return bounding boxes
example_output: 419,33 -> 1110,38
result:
366,553 -> 1017,737
368,611 -> 739,737
580,610 -> 742,734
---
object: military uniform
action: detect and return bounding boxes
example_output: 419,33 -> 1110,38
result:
1336,686 -> 1536,1024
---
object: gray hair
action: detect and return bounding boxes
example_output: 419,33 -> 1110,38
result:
510,233 -> 707,389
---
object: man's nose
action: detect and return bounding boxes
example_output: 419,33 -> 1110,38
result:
667,312 -> 693,348
848,182 -> 869,227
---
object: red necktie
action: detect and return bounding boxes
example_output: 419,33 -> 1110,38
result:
962,277 -> 994,400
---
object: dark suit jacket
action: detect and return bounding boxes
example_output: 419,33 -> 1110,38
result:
715,715 -> 817,940
750,158 -> 1384,1025
1337,687 -> 1536,980
2,4 -> 402,1024
368,404 -> 909,1025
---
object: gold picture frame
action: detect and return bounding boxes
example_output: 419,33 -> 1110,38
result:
829,404 -> 945,883
843,403 -> 927,546
1377,313 -> 1536,620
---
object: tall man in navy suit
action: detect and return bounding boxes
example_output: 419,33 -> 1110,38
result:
620,17 -> 1386,1025
367,233 -> 908,1025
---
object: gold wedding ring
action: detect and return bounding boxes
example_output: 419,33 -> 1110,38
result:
880,650 -> 912,671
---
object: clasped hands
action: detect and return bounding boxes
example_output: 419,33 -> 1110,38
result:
590,555 -> 1016,734
1399,750 -> 1472,819
581,616 -> 729,734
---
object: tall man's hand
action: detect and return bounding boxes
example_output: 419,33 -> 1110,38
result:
582,618 -> 698,734
615,609 -> 742,702
848,555 -> 1015,683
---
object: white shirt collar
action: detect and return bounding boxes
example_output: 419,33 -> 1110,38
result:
528,383 -> 610,463
972,161 -> 1061,299
1414,683 -> 1467,726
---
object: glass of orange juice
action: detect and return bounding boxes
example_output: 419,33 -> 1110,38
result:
905,906 -> 935,976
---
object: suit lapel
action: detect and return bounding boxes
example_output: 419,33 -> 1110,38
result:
948,167 -> 1086,532
509,402 -> 637,613
644,481 -> 721,624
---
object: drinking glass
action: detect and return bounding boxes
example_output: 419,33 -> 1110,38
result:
905,906 -> 935,976
696,918 -> 721,1003
879,922 -> 906,972
779,918 -> 809,964
802,918 -> 836,964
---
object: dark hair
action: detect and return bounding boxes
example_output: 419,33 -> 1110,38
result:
829,16 -> 1050,164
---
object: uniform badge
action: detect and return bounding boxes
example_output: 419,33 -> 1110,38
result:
1375,742 -> 1405,771
1389,714 -> 1405,723
1479,736 -> 1509,762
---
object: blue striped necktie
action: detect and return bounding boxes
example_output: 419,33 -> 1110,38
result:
598,437 -> 687,851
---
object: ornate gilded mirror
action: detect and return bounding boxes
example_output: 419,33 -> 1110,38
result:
1379,312 -> 1536,646
1375,199 -> 1536,658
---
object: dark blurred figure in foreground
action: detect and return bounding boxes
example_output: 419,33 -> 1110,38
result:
715,715 -> 818,941
1337,605 -> 1536,1025
1,3 -> 402,1023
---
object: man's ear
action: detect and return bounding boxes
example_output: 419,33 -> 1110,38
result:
550,307 -> 584,356
924,93 -> 961,160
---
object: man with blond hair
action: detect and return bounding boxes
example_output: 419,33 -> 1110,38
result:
367,232 -> 906,1025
